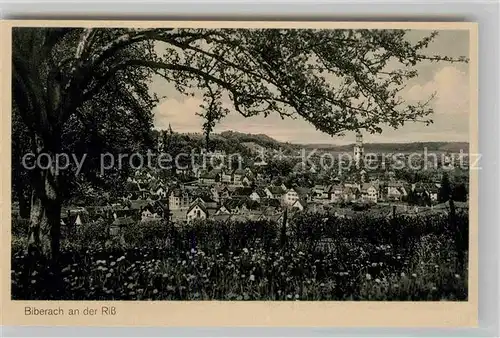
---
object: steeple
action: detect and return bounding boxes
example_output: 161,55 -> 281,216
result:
354,131 -> 364,168
168,123 -> 173,134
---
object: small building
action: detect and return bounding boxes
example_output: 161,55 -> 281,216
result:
186,200 -> 208,223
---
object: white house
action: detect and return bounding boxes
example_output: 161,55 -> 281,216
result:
169,189 -> 191,210
221,170 -> 233,183
215,205 -> 231,215
186,201 -> 208,223
291,199 -> 305,211
361,183 -> 378,203
283,188 -> 300,206
387,186 -> 403,201
141,207 -> 160,222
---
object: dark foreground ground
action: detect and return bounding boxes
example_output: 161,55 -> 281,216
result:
11,212 -> 468,301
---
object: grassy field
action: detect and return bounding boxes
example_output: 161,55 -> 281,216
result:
11,211 -> 468,301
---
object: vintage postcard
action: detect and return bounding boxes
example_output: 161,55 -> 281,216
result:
1,20 -> 478,327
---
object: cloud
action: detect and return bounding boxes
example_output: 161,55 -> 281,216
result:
153,96 -> 205,132
152,65 -> 470,144
405,66 -> 469,116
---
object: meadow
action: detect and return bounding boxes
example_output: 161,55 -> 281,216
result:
11,211 -> 468,301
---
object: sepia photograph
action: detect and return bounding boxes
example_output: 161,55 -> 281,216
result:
7,22 -> 475,308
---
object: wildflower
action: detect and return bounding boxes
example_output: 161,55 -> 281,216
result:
106,273 -> 112,278
153,289 -> 158,295
295,294 -> 300,299
393,284 -> 399,288
411,273 -> 417,278
243,248 -> 249,254
191,248 -> 196,254
434,264 -> 439,269
375,278 -> 381,283
241,274 -> 246,278
371,262 -> 377,267
431,286 -> 437,291
128,283 -> 135,289
31,271 -> 38,277
249,274 -> 255,281
117,256 -> 125,262
110,262 -> 116,267
365,273 -> 372,280
455,274 -> 460,279
31,279 -> 36,284
287,294 -> 292,299
400,272 -> 405,277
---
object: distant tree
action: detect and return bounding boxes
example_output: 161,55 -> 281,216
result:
13,27 -> 466,259
438,172 -> 452,203
451,183 -> 468,202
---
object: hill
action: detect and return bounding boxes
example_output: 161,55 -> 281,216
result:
301,141 -> 469,153
153,129 -> 468,155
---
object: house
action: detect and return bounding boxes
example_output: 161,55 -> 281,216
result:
140,205 -> 160,221
215,205 -> 231,215
152,185 -> 167,198
241,173 -> 255,186
219,186 -> 231,202
186,200 -> 209,223
221,170 -> 233,183
329,185 -> 343,203
342,186 -> 359,202
291,199 -> 306,211
168,188 -> 191,210
361,183 -> 378,203
313,185 -> 327,199
294,187 -> 312,202
283,188 -> 300,206
424,183 -> 439,202
260,198 -> 282,210
249,189 -> 266,202
200,197 -> 218,209
136,183 -> 152,199
68,212 -> 88,226
387,186 -> 403,201
232,168 -> 247,184
264,186 -> 286,199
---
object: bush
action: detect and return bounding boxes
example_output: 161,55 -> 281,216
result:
11,211 -> 469,301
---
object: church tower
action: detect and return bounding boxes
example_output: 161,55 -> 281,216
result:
353,131 -> 364,168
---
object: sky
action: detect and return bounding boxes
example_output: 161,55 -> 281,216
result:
150,29 -> 470,145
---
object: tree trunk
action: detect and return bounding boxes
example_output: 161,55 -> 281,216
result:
26,133 -> 63,262
27,177 -> 62,261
